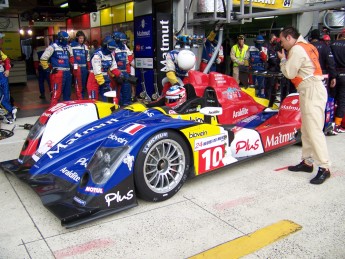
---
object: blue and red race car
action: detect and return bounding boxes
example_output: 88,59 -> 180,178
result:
0,70 -> 301,227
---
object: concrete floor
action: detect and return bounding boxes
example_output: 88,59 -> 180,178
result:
0,115 -> 345,258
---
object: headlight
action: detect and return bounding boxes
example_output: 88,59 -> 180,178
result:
88,146 -> 129,185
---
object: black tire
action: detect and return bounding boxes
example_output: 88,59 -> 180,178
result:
134,130 -> 191,202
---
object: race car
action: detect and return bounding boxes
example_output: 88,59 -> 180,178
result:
3,70 -> 274,172
0,71 -> 301,227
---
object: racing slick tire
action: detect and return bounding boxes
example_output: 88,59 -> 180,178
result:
134,130 -> 191,202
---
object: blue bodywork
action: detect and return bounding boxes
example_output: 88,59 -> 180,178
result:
27,108 -> 197,227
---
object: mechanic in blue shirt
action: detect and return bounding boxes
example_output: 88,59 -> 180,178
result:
40,31 -> 73,107
249,35 -> 268,98
199,26 -> 224,73
33,38 -> 51,99
112,32 -> 131,106
87,36 -> 118,101
70,31 -> 90,100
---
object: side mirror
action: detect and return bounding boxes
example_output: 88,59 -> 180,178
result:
199,107 -> 223,116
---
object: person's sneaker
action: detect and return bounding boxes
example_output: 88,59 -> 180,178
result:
12,108 -> 17,121
335,125 -> 345,133
326,129 -> 338,136
310,167 -> 330,184
288,160 -> 313,173
3,114 -> 14,124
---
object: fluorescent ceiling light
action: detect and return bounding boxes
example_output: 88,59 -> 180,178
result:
254,16 -> 277,19
60,2 -> 68,8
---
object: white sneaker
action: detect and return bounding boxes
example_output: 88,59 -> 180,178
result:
12,108 -> 17,121
3,115 -> 14,124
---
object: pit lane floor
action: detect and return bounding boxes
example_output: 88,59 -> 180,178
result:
1,116 -> 345,259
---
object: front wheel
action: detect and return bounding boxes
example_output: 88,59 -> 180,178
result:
134,130 -> 191,202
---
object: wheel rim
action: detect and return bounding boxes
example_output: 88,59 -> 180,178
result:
143,139 -> 186,193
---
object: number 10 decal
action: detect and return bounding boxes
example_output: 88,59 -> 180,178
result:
198,145 -> 224,174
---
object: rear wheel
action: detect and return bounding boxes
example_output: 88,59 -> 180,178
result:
134,130 -> 191,201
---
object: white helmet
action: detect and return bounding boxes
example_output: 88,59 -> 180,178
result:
176,50 -> 196,71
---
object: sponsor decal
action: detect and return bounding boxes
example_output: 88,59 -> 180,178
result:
108,133 -> 128,145
73,196 -> 86,206
120,123 -> 146,135
41,112 -> 51,118
105,190 -> 134,207
198,145 -> 225,174
44,140 -> 54,148
60,167 -> 81,182
233,108 -> 249,118
230,128 -> 264,157
75,157 -> 89,168
291,99 -> 298,105
191,117 -> 204,123
265,130 -> 296,148
143,110 -> 154,117
85,186 -> 103,194
156,13 -> 172,87
241,115 -> 259,123
189,130 -> 207,138
168,110 -> 177,114
222,87 -> 241,99
280,104 -> 300,111
195,134 -> 227,151
213,73 -> 227,83
48,102 -> 67,113
46,118 -> 119,159
235,139 -> 260,154
123,154 -> 135,171
143,132 -> 168,153
207,110 -> 221,115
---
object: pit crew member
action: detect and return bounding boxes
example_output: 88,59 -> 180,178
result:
40,31 -> 73,107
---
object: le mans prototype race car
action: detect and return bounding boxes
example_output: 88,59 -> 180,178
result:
1,70 -> 302,227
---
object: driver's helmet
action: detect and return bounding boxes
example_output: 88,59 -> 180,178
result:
165,85 -> 187,109
176,49 -> 196,71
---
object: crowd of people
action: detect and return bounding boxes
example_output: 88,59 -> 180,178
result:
1,26 -> 344,140
37,30 -> 135,108
227,28 -> 345,136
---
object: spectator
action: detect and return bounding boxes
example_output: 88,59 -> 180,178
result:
249,35 -> 268,98
230,35 -> 249,84
278,26 -> 331,184
330,28 -> 345,133
266,33 -> 281,106
33,38 -> 51,99
322,34 -> 331,46
0,32 -> 17,124
310,29 -> 337,89
70,31 -> 90,99
40,31 -> 73,107
310,29 -> 337,134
